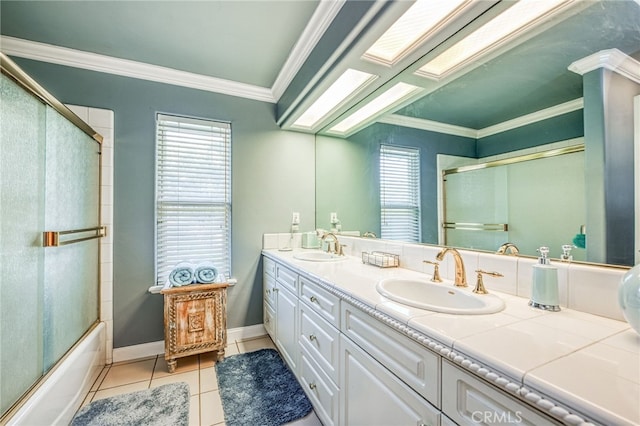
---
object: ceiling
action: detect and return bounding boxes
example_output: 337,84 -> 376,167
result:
2,1 -> 639,138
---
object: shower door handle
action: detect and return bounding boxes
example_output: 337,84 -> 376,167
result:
43,226 -> 106,247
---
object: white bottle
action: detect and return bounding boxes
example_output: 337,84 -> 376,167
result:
529,246 -> 561,311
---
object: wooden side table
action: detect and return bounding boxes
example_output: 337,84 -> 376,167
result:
161,282 -> 229,373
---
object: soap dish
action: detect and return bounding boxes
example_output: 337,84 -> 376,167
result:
362,251 -> 399,268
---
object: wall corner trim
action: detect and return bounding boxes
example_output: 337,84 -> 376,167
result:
569,48 -> 640,85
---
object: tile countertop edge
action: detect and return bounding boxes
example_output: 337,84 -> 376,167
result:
261,249 -> 635,425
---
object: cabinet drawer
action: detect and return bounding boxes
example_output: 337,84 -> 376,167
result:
276,263 -> 298,294
299,347 -> 340,426
442,360 -> 558,426
340,335 -> 440,426
264,301 -> 275,339
264,256 -> 276,278
299,302 -> 340,383
341,303 -> 441,407
299,276 -> 340,327
263,272 -> 277,309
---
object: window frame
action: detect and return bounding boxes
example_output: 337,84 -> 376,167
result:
154,113 -> 232,286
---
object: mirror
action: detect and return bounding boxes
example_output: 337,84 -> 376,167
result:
315,0 -> 640,267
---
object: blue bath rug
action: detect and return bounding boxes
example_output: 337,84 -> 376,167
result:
215,348 -> 313,426
71,382 -> 189,426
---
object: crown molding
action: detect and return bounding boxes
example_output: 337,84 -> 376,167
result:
378,114 -> 477,138
569,48 -> 640,85
271,0 -> 345,101
379,98 -> 584,139
0,36 -> 276,103
476,98 -> 584,139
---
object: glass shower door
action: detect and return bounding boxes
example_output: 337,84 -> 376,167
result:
0,74 -> 47,416
0,72 -> 101,417
42,106 -> 100,370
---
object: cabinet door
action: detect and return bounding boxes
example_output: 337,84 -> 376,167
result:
275,284 -> 298,373
341,303 -> 440,407
264,299 -> 276,340
263,271 -> 277,309
340,335 -> 440,426
442,360 -> 558,426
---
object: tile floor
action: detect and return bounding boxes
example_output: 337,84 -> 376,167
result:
80,335 -> 321,426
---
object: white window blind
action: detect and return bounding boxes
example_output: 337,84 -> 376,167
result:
156,114 -> 231,285
380,144 -> 421,242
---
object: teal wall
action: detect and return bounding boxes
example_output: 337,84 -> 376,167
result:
476,110 -> 584,158
13,58 -> 316,348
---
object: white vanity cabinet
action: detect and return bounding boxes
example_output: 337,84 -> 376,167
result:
340,335 -> 441,426
298,276 -> 341,425
441,360 -> 557,426
275,263 -> 299,371
263,258 -> 299,372
262,254 -> 566,426
263,262 -> 277,339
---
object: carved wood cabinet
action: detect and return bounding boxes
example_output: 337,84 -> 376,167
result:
161,283 -> 229,373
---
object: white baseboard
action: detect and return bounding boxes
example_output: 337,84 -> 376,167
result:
112,340 -> 165,363
112,324 -> 267,363
227,324 -> 267,342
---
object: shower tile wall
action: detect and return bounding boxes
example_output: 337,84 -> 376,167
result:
67,105 -> 115,363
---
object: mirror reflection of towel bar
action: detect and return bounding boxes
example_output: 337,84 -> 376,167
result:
43,226 -> 106,247
443,222 -> 508,231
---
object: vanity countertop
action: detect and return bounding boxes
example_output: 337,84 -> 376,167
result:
263,249 -> 640,426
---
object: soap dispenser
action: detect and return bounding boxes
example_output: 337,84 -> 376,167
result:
529,246 -> 561,311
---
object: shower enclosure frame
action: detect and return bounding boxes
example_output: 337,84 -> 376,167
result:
0,52 -> 106,424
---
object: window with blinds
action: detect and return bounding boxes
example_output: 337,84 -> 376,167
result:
155,114 -> 231,286
380,144 -> 421,242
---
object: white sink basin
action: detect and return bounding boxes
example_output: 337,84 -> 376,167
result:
293,251 -> 347,262
376,278 -> 505,314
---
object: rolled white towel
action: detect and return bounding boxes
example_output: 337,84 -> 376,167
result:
194,261 -> 218,284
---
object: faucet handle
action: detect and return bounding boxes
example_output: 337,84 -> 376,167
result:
474,269 -> 503,294
423,260 -> 442,283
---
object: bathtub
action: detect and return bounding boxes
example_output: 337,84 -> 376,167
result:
7,322 -> 106,426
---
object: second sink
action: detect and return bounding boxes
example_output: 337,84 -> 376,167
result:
376,278 -> 505,315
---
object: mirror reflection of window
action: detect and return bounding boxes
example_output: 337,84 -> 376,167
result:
380,144 -> 421,242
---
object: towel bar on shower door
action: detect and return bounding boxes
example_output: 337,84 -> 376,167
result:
43,226 -> 106,247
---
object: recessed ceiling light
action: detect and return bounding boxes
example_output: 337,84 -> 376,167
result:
293,68 -> 377,129
329,82 -> 422,134
363,0 -> 469,66
417,0 -> 569,79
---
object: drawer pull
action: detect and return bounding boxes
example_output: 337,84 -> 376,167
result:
309,382 -> 316,390
310,296 -> 318,303
309,334 -> 317,341
266,289 -> 271,295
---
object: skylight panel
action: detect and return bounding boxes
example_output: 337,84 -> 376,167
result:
293,68 -> 377,129
417,0 -> 569,79
329,82 -> 422,134
364,0 -> 469,66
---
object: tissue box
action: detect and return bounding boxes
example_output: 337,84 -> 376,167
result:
302,232 -> 320,249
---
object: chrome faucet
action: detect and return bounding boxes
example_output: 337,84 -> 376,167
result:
321,232 -> 344,256
435,247 -> 467,287
496,242 -> 519,255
